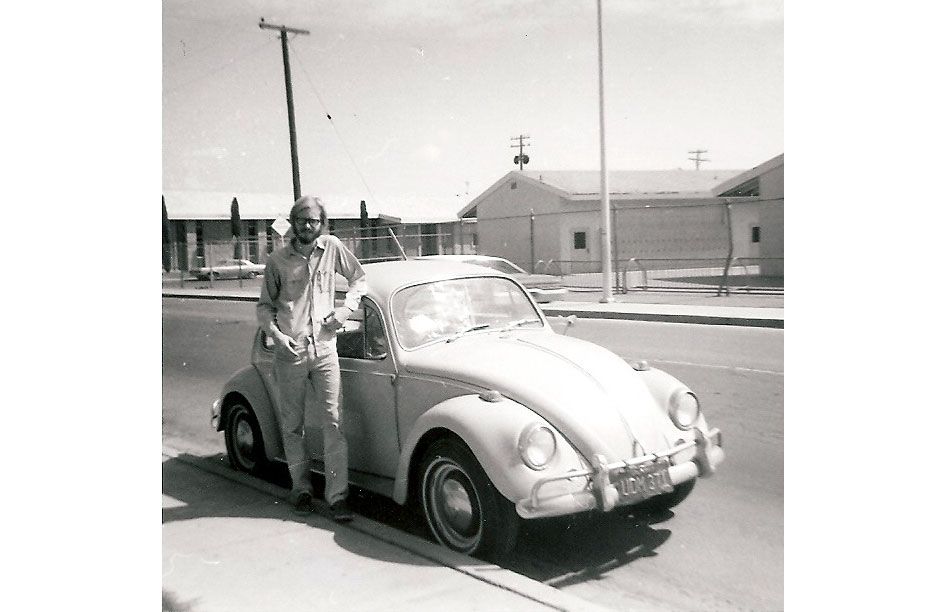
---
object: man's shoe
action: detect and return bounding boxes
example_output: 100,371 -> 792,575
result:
329,500 -> 353,523
292,491 -> 314,516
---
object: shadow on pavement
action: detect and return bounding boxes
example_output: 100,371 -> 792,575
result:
162,454 -> 435,567
505,508 -> 673,588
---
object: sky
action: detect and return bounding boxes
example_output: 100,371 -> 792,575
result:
163,0 -> 783,213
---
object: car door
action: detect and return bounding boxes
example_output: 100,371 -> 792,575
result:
336,298 -> 400,478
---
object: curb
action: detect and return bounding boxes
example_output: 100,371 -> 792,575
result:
163,444 -> 619,612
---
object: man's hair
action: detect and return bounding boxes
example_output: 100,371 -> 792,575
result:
289,195 -> 329,228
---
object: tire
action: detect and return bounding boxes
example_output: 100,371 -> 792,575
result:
210,271 -> 220,280
224,401 -> 267,474
418,438 -> 519,560
633,479 -> 696,513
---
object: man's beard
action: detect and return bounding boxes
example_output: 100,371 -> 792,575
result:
294,227 -> 319,245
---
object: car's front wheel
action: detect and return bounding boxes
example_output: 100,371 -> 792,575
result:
418,438 -> 519,561
224,400 -> 266,474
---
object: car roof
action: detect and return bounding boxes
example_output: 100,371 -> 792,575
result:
361,259 -> 510,301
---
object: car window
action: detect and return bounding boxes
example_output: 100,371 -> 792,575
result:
391,276 -> 542,349
337,301 -> 387,360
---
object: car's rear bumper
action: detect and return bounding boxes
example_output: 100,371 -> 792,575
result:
515,427 -> 724,519
211,399 -> 221,430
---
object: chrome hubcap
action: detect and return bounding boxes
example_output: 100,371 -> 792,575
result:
424,458 -> 481,551
440,475 -> 473,532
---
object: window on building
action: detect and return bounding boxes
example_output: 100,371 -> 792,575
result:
510,181 -> 517,190
195,221 -> 204,259
573,231 -> 586,250
751,226 -> 761,243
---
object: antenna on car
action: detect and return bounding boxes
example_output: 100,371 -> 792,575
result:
387,226 -> 407,260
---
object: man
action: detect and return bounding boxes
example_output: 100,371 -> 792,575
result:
257,196 -> 367,521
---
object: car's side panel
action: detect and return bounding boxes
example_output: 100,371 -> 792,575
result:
218,365 -> 282,462
392,394 -> 587,508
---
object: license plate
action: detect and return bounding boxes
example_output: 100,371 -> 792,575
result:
615,458 -> 674,503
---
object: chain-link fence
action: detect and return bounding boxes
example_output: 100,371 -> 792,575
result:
535,257 -> 784,294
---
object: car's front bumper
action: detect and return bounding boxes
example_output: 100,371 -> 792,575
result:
516,427 -> 724,519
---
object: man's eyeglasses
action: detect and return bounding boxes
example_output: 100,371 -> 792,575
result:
295,218 -> 322,227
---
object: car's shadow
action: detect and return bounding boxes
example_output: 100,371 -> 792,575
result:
506,507 -> 673,586
163,453 -> 672,588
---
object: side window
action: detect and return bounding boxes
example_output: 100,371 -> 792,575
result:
364,304 -> 388,360
751,226 -> 761,243
336,306 -> 365,359
336,301 -> 388,360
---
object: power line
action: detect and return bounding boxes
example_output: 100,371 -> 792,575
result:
287,39 -> 384,211
163,38 -> 277,96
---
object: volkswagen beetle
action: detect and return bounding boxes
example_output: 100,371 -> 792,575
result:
211,260 -> 724,559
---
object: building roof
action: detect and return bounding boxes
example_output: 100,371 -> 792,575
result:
163,190 -> 466,224
459,169 -> 745,218
711,153 -> 784,197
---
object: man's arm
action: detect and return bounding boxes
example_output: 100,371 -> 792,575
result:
256,261 -> 284,338
324,240 -> 367,330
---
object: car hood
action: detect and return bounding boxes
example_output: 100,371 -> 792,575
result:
402,331 -> 676,462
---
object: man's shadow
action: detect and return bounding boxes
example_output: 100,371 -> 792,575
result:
162,453 -> 431,565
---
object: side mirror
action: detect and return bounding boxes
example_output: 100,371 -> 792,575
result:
561,314 -> 577,335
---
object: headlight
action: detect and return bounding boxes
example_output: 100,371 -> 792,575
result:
668,389 -> 701,430
518,423 -> 557,470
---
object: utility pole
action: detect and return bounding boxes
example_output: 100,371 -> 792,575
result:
688,149 -> 710,170
259,18 -> 310,201
510,135 -> 530,170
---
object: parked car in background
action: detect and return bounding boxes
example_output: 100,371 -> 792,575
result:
192,259 -> 266,280
212,260 -> 725,560
416,254 -> 567,302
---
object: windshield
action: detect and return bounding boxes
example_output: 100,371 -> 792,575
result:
391,276 -> 543,349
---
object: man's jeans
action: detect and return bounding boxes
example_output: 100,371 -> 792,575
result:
273,343 -> 348,506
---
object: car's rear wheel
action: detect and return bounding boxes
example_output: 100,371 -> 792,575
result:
418,438 -> 519,561
224,400 -> 266,474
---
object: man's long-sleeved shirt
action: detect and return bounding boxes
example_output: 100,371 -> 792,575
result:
257,234 -> 367,356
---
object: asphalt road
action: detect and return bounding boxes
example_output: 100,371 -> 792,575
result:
162,297 -> 783,611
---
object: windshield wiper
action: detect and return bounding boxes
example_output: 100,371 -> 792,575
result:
502,318 -> 541,330
445,323 -> 490,342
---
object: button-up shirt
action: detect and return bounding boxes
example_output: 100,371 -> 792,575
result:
257,234 -> 367,356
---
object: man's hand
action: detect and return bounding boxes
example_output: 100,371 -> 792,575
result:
273,331 -> 299,356
323,306 -> 352,332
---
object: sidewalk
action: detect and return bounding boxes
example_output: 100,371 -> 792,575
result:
163,444 -> 625,612
161,282 -> 783,328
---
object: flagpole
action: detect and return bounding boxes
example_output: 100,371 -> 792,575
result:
596,0 -> 614,303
